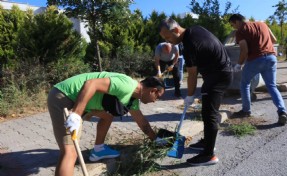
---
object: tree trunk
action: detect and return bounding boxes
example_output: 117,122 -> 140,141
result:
91,19 -> 102,72
281,23 -> 283,45
95,39 -> 102,72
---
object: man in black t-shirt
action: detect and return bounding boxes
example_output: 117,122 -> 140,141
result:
158,18 -> 233,166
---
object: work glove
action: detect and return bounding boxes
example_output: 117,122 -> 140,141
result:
233,64 -> 242,72
184,96 -> 195,107
157,70 -> 162,78
167,64 -> 174,72
64,112 -> 81,135
155,137 -> 168,146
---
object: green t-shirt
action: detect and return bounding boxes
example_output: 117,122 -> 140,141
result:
54,72 -> 139,112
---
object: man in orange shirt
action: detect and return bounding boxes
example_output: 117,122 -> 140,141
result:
229,14 -> 287,125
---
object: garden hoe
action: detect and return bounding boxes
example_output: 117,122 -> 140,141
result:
167,105 -> 187,158
64,108 -> 89,176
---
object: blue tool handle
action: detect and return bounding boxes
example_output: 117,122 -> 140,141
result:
176,105 -> 188,135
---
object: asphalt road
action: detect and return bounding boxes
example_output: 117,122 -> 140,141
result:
160,90 -> 287,176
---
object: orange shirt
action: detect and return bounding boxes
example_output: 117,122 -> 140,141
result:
236,22 -> 275,60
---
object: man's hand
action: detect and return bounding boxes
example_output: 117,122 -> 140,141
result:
157,70 -> 162,78
184,96 -> 194,107
167,64 -> 174,72
64,112 -> 81,135
233,64 -> 242,72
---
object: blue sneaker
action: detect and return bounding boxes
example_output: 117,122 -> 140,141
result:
89,145 -> 120,162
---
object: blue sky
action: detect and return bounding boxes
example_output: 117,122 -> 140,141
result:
9,0 -> 278,21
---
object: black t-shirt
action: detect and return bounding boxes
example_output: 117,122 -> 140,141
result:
182,26 -> 231,76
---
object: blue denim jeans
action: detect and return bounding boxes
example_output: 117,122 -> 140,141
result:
250,73 -> 260,93
241,54 -> 286,114
178,56 -> 185,82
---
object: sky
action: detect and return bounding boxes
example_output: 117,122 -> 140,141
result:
8,0 -> 279,21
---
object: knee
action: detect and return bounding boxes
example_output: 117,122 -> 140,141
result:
204,120 -> 219,131
60,145 -> 78,162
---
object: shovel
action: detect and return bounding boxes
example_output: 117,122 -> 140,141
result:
64,108 -> 89,176
167,105 -> 188,158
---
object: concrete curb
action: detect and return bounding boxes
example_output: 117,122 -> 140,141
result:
74,111 -> 230,175
256,83 -> 287,92
180,111 -> 230,137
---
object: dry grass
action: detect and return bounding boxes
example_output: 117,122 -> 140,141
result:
0,88 -> 47,122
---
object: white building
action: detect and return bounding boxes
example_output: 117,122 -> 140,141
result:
178,12 -> 199,19
0,0 -> 90,42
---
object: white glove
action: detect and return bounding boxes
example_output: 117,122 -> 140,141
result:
155,137 -> 168,146
233,64 -> 242,72
64,112 -> 81,135
157,70 -> 162,78
184,96 -> 195,107
167,64 -> 174,72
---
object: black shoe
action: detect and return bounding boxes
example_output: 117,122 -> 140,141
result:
189,138 -> 205,150
278,111 -> 287,126
189,138 -> 216,151
186,153 -> 219,166
231,110 -> 251,118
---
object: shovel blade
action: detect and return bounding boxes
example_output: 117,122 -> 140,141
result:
167,135 -> 186,159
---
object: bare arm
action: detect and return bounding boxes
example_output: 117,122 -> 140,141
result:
172,52 -> 179,65
186,66 -> 198,96
72,78 -> 111,116
129,110 -> 156,141
154,55 -> 161,72
238,39 -> 249,65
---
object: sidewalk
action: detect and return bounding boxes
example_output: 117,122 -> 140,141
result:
0,80 -> 227,176
0,61 -> 286,176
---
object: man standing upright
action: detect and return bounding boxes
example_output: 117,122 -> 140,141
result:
158,18 -> 232,166
229,14 -> 287,125
155,42 -> 181,97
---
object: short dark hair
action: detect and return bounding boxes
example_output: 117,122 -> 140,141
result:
158,18 -> 179,32
141,76 -> 165,90
229,14 -> 245,23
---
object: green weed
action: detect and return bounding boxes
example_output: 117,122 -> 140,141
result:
227,123 -> 256,138
112,137 -> 171,176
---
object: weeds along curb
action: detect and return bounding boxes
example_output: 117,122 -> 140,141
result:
73,111 -> 230,175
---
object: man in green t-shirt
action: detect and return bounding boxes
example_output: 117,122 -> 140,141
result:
47,72 -> 165,176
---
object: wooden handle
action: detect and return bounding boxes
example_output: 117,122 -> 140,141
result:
63,108 -> 89,176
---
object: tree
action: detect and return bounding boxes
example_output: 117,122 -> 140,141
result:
189,0 -> 236,41
17,6 -> 85,66
11,6 -> 89,87
143,11 -> 167,50
0,5 -> 26,76
271,0 -> 287,44
48,0 -> 133,71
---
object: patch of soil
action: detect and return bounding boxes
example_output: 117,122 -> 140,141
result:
225,117 -> 267,126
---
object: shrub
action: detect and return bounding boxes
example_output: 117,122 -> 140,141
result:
46,57 -> 91,85
104,46 -> 155,77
